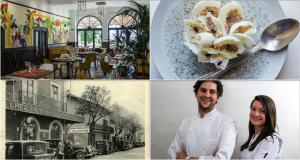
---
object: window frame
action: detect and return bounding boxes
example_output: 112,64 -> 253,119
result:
77,15 -> 103,49
108,14 -> 138,50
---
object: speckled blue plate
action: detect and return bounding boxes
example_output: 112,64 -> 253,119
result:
151,0 -> 286,80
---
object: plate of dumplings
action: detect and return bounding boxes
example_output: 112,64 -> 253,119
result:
151,0 -> 287,79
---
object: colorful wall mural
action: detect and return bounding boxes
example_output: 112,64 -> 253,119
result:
1,2 -> 70,48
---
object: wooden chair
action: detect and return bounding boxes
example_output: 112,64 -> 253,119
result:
78,48 -> 86,52
88,52 -> 97,69
100,57 -> 113,76
75,53 -> 93,79
43,58 -> 62,78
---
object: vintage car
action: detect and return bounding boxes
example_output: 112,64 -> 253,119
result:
116,140 -> 129,151
63,141 -> 86,159
44,139 -> 62,159
84,145 -> 97,158
133,141 -> 145,148
5,140 -> 55,159
95,141 -> 105,155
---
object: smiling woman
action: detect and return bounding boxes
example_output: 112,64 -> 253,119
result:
240,95 -> 282,159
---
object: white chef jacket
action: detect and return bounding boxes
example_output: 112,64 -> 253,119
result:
168,108 -> 237,159
240,133 -> 283,159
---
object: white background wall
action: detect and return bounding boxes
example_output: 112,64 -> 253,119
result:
151,81 -> 300,159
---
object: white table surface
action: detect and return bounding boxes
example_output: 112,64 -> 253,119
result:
150,0 -> 300,80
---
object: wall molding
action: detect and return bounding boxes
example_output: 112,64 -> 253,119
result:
3,0 -> 71,19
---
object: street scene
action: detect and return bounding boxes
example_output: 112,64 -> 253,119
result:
5,80 -> 146,159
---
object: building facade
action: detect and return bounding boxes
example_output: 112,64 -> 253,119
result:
5,80 -> 84,141
67,94 -> 114,146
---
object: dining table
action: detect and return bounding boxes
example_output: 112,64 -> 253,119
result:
52,57 -> 81,79
107,56 -> 128,79
77,52 -> 89,57
3,69 -> 53,79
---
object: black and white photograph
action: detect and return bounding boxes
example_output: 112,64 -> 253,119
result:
4,80 -> 148,159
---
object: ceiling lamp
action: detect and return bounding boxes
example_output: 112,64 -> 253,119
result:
77,0 -> 87,13
96,1 -> 106,20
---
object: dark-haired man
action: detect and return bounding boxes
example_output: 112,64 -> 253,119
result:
168,80 -> 237,159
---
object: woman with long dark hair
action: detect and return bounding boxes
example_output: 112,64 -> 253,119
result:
240,95 -> 283,159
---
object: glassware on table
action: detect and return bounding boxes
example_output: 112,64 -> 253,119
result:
25,61 -> 32,72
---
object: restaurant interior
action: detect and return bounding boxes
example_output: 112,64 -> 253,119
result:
1,0 -> 149,79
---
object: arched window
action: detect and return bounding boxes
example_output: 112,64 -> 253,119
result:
20,117 -> 40,140
50,122 -> 62,139
77,16 -> 102,49
108,15 -> 138,50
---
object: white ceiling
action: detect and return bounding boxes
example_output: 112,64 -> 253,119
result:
47,0 -> 148,7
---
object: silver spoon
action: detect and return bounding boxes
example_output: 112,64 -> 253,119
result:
199,18 -> 300,79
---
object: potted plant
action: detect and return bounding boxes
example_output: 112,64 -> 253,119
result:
117,0 -> 149,77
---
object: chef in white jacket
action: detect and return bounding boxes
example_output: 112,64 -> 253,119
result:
168,80 -> 237,159
240,95 -> 283,159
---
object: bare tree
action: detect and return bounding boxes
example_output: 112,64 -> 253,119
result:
76,85 -> 112,145
110,104 -> 130,149
126,112 -> 142,144
111,104 -> 129,137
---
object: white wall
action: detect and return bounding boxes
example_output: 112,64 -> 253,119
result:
8,0 -> 70,17
151,81 -> 300,159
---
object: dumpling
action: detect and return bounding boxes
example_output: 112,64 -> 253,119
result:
191,32 -> 216,46
199,13 -> 226,37
198,47 -> 224,62
219,1 -> 243,32
185,42 -> 199,55
185,32 -> 215,55
211,35 -> 245,59
231,33 -> 255,47
198,48 -> 229,70
184,19 -> 207,34
211,58 -> 229,70
184,19 -> 208,51
229,21 -> 256,35
192,1 -> 221,18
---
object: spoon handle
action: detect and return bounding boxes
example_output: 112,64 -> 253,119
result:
198,44 -> 263,79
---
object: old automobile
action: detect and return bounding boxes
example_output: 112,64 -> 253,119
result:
5,140 -> 55,159
95,141 -> 105,155
45,139 -> 62,159
84,145 -> 97,158
63,141 -> 86,159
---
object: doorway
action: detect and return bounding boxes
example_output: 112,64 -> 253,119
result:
33,27 -> 48,64
1,27 -> 4,49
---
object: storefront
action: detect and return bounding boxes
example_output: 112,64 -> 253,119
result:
5,80 -> 85,141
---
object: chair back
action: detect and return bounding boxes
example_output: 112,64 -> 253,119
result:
79,48 -> 86,52
100,57 -> 113,74
88,52 -> 97,61
60,53 -> 70,59
80,54 -> 93,69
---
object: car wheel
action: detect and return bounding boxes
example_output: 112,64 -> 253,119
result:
75,151 -> 85,159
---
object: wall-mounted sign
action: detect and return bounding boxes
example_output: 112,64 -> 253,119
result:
70,126 -> 90,133
6,100 -> 84,123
